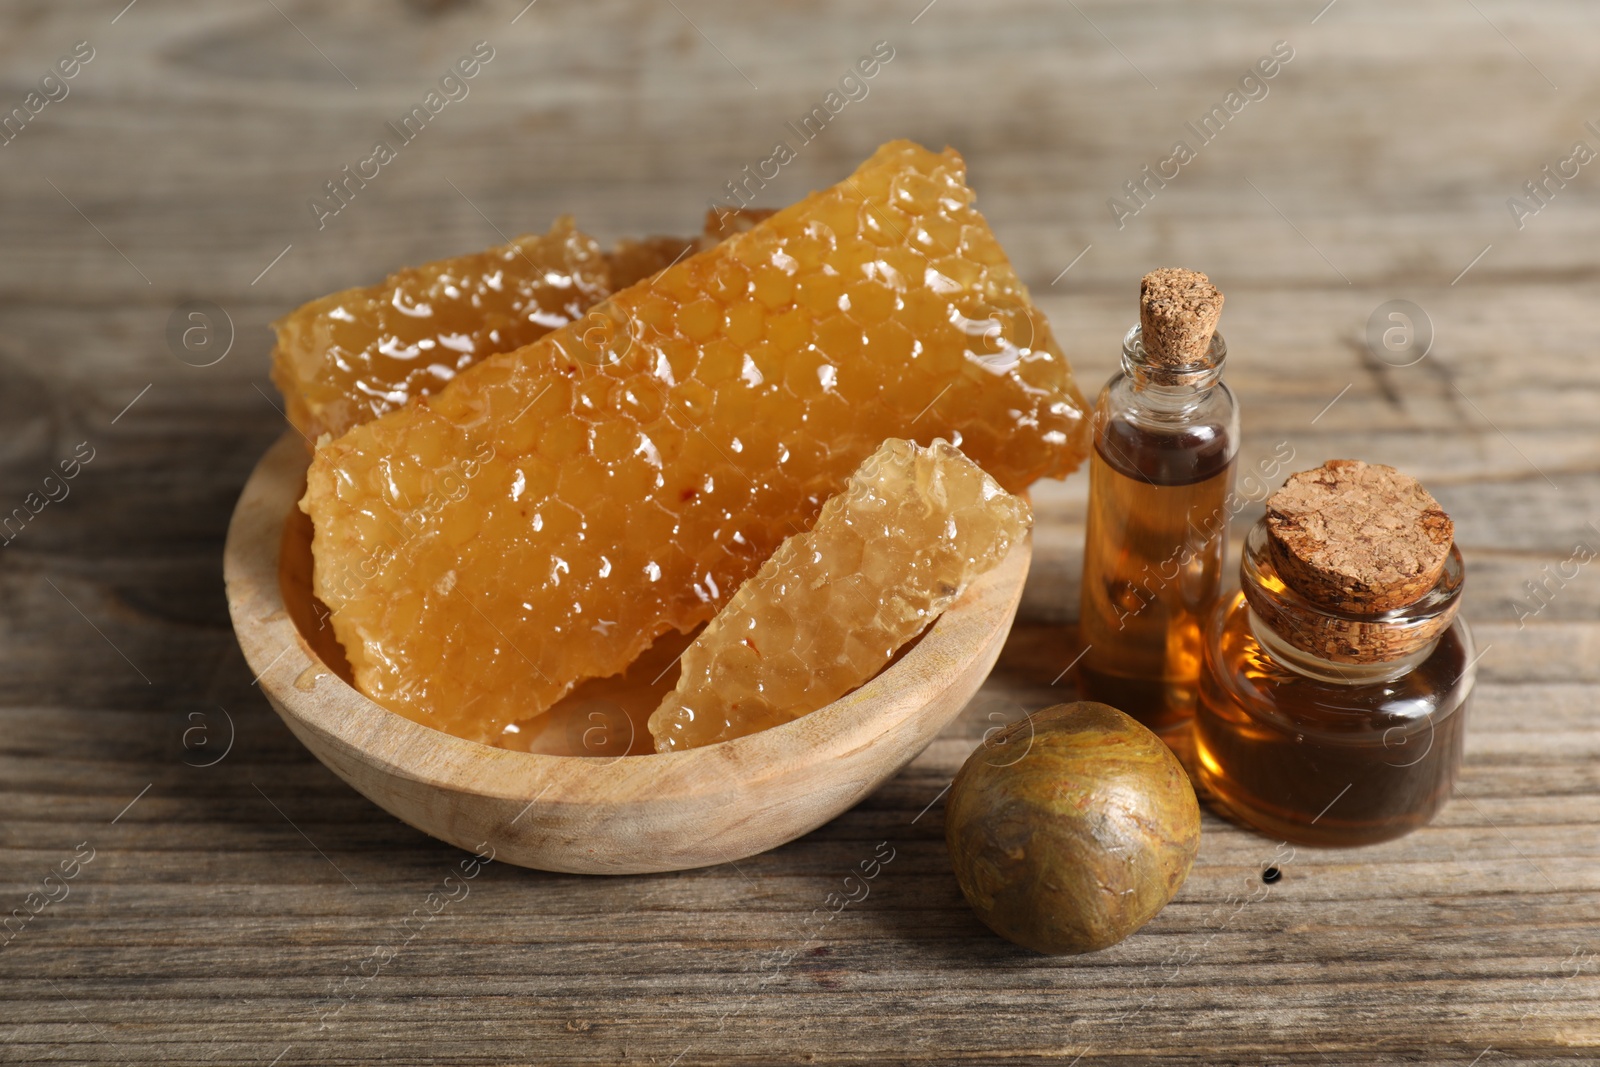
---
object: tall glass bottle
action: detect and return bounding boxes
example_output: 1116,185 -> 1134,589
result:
1078,270 -> 1238,737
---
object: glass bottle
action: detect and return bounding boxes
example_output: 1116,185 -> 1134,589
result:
1078,276 -> 1239,738
1195,519 -> 1474,847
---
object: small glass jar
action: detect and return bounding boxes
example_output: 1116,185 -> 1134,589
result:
1194,520 -> 1474,847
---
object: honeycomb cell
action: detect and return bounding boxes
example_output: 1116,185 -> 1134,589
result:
650,439 -> 1032,751
301,140 -> 1089,743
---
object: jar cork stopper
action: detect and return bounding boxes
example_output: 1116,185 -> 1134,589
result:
1139,268 -> 1224,367
1266,459 -> 1454,614
1251,460 -> 1461,665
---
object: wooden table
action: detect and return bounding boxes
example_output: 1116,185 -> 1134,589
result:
3,2 -> 1596,1063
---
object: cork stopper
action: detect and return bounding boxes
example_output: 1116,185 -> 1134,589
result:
1266,460 -> 1454,614
1138,268 -> 1224,367
1245,461 -> 1462,666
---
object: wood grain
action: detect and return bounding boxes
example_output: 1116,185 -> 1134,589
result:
2,0 -> 1598,1063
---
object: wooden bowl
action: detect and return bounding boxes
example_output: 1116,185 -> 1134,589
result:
224,433 -> 1031,874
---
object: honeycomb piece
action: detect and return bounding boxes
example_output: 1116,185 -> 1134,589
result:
650,439 -> 1031,751
271,216 -> 612,441
302,139 -> 1089,743
273,213 -> 771,442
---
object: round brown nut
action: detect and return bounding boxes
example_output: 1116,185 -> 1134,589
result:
944,702 -> 1201,955
1265,459 -> 1454,615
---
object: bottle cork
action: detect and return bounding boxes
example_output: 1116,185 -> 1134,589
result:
1264,460 -> 1454,615
1138,268 -> 1224,367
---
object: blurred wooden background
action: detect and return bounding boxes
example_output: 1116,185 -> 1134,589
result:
1,0 -> 1597,1063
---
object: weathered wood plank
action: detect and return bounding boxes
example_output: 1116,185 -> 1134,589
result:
3,0 -> 1599,1063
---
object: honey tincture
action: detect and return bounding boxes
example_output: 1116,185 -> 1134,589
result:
1078,268 -> 1239,736
1195,460 -> 1475,847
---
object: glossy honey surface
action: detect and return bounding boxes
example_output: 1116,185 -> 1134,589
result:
301,140 -> 1090,742
649,438 -> 1031,751
272,217 -> 616,441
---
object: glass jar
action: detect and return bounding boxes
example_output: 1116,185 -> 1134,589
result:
1194,519 -> 1474,847
1078,324 -> 1240,736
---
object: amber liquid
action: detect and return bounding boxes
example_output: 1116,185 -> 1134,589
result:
1195,596 -> 1471,846
1078,420 -> 1234,735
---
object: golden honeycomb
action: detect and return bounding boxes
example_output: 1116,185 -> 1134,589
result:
301,139 -> 1089,744
650,438 -> 1031,751
271,216 -> 612,441
270,213 -> 775,442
